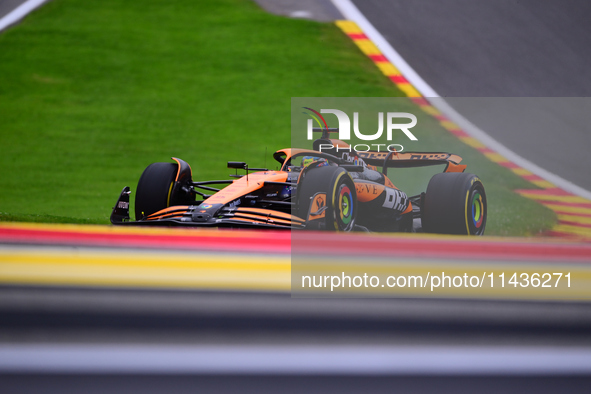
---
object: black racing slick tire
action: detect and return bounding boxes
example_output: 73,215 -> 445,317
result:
297,165 -> 357,231
135,162 -> 177,220
422,172 -> 487,235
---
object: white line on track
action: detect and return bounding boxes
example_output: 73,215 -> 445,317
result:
0,0 -> 47,31
1,345 -> 591,374
330,0 -> 591,201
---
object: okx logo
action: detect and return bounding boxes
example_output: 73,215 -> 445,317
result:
302,107 -> 418,153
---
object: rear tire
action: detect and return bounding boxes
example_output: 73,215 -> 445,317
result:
422,172 -> 487,235
135,162 -> 177,220
297,166 -> 357,231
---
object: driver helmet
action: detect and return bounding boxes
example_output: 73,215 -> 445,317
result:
302,156 -> 328,169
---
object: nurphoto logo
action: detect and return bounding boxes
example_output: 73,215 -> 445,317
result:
303,107 -> 418,153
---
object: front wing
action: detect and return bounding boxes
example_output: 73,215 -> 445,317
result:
110,187 -> 305,229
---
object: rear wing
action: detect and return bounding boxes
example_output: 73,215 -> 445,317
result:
309,128 -> 467,173
357,151 -> 464,169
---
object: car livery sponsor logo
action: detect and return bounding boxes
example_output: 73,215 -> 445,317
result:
309,193 -> 327,220
355,182 -> 384,202
341,151 -> 370,167
228,199 -> 241,208
280,185 -> 292,199
315,195 -> 325,210
117,201 -> 129,209
357,151 -> 390,160
410,153 -> 450,160
383,188 -> 409,213
200,204 -> 212,209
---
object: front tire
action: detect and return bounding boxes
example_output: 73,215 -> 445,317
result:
135,162 -> 177,220
297,166 -> 357,231
422,172 -> 487,235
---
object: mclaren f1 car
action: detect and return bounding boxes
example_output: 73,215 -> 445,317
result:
110,129 -> 487,234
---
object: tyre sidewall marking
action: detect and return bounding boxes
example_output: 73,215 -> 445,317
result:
332,172 -> 344,230
464,188 -> 471,235
166,181 -> 174,207
464,177 -> 479,235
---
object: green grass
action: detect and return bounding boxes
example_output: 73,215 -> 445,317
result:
0,212 -> 96,224
0,0 -> 555,235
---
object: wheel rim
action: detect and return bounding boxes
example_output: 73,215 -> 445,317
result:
468,185 -> 486,235
337,184 -> 354,230
472,192 -> 483,227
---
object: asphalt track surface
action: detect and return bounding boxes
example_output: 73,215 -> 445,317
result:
2,374 -> 590,394
349,0 -> 591,192
0,0 -> 28,21
350,0 -> 591,97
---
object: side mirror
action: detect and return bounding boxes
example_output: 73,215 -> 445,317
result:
227,161 -> 247,169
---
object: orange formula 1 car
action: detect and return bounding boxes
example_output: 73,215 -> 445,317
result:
111,131 -> 487,234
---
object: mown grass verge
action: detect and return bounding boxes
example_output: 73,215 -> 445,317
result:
0,0 -> 555,235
